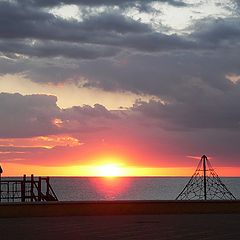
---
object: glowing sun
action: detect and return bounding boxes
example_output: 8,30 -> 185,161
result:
98,164 -> 122,177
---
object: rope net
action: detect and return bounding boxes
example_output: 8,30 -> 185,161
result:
176,155 -> 236,200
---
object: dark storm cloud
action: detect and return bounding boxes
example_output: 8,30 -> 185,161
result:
0,2 -> 150,39
65,50 -> 240,96
0,93 -> 118,138
0,93 -> 60,138
0,0 -> 238,65
18,0 -> 187,8
0,33 -> 196,60
2,1 -> 238,62
0,56 -> 28,75
132,92 -> 240,131
115,32 -> 196,52
3,89 -> 240,141
0,1 -> 196,60
62,104 -> 117,120
75,13 -> 151,34
1,1 -> 239,62
192,18 -> 240,46
0,40 -> 119,60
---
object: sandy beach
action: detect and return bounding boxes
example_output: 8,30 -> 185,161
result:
1,214 -> 240,240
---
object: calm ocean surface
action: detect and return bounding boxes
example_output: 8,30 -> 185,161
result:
49,177 -> 240,201
2,177 -> 240,201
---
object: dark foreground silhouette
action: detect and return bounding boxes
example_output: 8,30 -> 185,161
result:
1,214 -> 239,240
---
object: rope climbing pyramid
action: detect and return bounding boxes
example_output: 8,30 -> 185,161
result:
176,155 -> 236,200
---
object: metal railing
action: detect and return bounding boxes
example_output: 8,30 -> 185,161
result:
0,175 -> 58,202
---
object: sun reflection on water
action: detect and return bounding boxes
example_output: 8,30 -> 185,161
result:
90,177 -> 131,200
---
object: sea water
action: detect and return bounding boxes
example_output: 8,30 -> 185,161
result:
49,177 -> 240,201
2,177 -> 240,201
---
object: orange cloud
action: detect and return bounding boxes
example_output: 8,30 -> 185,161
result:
0,135 -> 82,149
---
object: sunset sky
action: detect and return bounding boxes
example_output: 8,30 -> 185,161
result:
1,0 -> 240,176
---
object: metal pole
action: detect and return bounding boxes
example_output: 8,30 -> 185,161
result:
0,173 -> 1,203
31,174 -> 34,202
0,165 -> 2,202
21,174 -> 26,202
202,155 -> 207,200
46,177 -> 50,198
38,177 -> 41,201
7,181 -> 9,202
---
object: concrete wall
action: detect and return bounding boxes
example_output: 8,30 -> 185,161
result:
0,200 -> 240,218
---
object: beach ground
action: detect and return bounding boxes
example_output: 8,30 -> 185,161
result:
1,214 -> 240,240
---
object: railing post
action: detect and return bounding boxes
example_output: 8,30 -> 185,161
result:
31,174 -> 34,202
46,177 -> 50,198
0,165 -> 2,202
0,173 -> 1,202
7,182 -> 9,202
21,174 -> 26,202
38,177 -> 41,201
